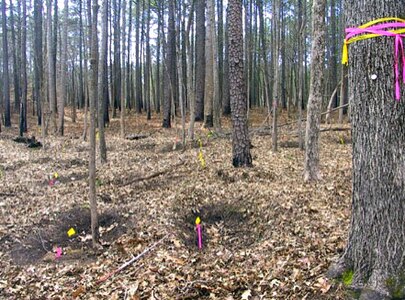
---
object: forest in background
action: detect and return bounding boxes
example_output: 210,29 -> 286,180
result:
0,0 -> 346,138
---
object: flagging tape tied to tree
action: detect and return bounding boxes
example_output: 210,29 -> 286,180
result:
342,17 -> 405,100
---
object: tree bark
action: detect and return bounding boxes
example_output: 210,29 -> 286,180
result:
98,0 -> 108,163
9,0 -> 20,114
303,0 -> 326,181
58,0 -> 68,136
328,1 -> 405,298
162,0 -> 176,128
222,16 -> 231,115
120,0 -> 126,138
271,0 -> 280,152
194,0 -> 205,121
228,0 -> 252,168
19,0 -> 27,135
204,0 -> 214,128
297,0 -> 304,150
46,0 -> 57,132
2,0 -> 11,127
88,0 -> 100,248
33,0 -> 43,126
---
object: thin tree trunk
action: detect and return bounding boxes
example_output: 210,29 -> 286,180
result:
33,0 -> 43,126
338,65 -> 347,123
120,0 -> 126,138
303,0 -> 326,181
258,0 -> 270,116
2,0 -> 11,127
271,0 -> 280,152
194,0 -> 205,121
9,0 -> 20,114
134,0 -> 141,113
58,0 -> 68,136
204,0 -> 214,128
19,0 -> 27,135
145,0 -> 151,120
297,0 -> 304,150
98,0 -> 108,163
46,0 -> 56,132
222,16 -> 231,115
186,1 -> 195,140
211,0 -> 221,130
88,0 -> 100,249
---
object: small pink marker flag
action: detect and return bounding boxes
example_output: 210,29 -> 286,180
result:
195,217 -> 202,249
55,247 -> 62,259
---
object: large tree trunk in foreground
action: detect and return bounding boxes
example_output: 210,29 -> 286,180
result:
228,0 -> 252,168
328,1 -> 405,298
303,0 -> 325,181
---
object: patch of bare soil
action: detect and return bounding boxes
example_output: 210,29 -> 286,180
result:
8,207 -> 131,265
174,198 -> 263,250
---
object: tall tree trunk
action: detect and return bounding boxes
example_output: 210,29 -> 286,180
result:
9,0 -> 20,114
2,0 -> 11,127
204,0 -> 214,128
98,0 -> 108,163
228,0 -> 252,168
125,0 -> 132,113
211,0 -> 221,129
134,0 -> 141,113
194,0 -> 205,121
217,0 -> 223,116
162,0 -> 176,128
303,0 -> 326,181
19,0 -> 27,135
33,0 -> 43,126
222,15 -> 231,115
112,0 -> 121,119
71,64 -> 76,123
329,0 -> 338,107
88,0 -> 100,249
177,1 -> 186,144
155,2 -> 162,114
271,0 -> 280,152
328,3 -> 405,299
145,0 -> 151,120
120,0 -> 126,138
58,0 -> 68,136
78,0 -> 85,110
46,0 -> 56,132
297,0 -> 304,150
258,0 -> 270,116
186,1 -> 195,140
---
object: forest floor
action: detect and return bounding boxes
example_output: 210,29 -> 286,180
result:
0,109 -> 352,299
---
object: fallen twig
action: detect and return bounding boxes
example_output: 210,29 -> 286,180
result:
96,235 -> 168,284
119,160 -> 185,187
320,127 -> 351,132
125,133 -> 150,140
